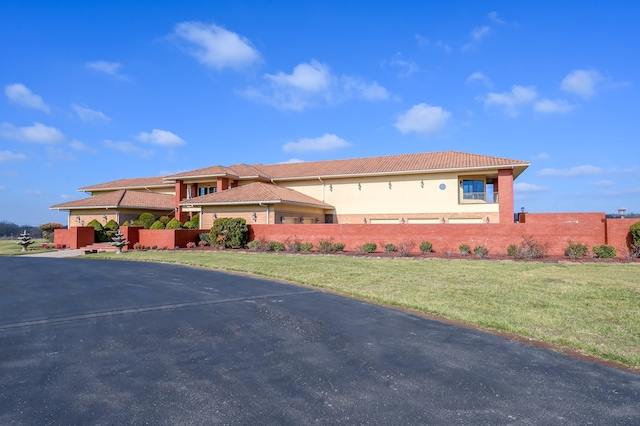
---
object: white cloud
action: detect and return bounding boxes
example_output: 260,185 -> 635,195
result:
388,53 -> 419,77
415,35 -> 451,52
471,26 -> 491,42
395,103 -> 451,136
532,152 -> 550,160
534,99 -> 574,114
591,180 -> 614,187
514,182 -> 548,192
5,84 -> 50,112
137,129 -> 186,147
85,60 -> 126,79
266,60 -> 332,92
488,12 -> 506,24
46,147 -> 76,161
0,122 -> 65,144
561,69 -> 603,99
0,150 -> 28,162
68,139 -> 95,152
278,158 -> 305,164
283,134 -> 350,153
71,104 -> 110,122
246,60 -> 388,111
466,72 -> 492,87
538,165 -> 605,177
173,21 -> 260,70
484,85 -> 537,116
103,140 -> 154,157
342,76 -> 389,101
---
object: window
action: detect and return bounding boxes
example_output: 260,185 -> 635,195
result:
198,187 -> 207,196
462,179 -> 484,200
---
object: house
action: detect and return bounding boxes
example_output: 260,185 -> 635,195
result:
51,150 -> 529,228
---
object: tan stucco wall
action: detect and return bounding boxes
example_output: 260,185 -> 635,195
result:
200,203 -> 327,228
279,171 -> 500,222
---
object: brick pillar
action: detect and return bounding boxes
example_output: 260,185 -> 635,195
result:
498,169 -> 514,224
174,180 -> 188,222
217,177 -> 229,191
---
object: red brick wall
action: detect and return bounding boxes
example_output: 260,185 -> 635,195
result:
139,229 -> 204,249
249,216 -> 615,256
605,218 -> 638,255
54,227 -> 95,249
120,226 -> 143,251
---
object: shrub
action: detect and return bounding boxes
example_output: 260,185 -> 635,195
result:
166,218 -> 183,229
317,239 -> 334,254
133,242 -> 141,250
149,220 -> 166,230
198,240 -> 208,247
459,244 -> 471,256
593,244 -> 616,259
137,213 -> 156,229
210,218 -> 248,248
362,243 -> 377,254
268,241 -> 285,252
510,235 -> 549,260
565,241 -> 588,260
183,214 -> 200,229
506,244 -> 518,257
159,216 -> 170,224
397,240 -> 415,257
384,243 -> 396,253
121,221 -> 131,227
247,240 -> 260,250
104,220 -> 119,231
631,221 -> 640,245
473,245 -> 489,259
198,233 -> 211,245
419,241 -> 433,254
299,242 -> 313,252
284,237 -> 303,252
186,241 -> 196,249
87,219 -> 109,242
332,242 -> 345,252
39,222 -> 64,242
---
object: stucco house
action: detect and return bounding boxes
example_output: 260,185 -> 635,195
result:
51,150 -> 529,228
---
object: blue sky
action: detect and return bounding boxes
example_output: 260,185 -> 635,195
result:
1,1 -> 638,226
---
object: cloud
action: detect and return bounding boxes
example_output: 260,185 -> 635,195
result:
466,72 -> 492,87
278,158 -> 305,164
514,182 -> 548,192
173,21 -> 260,70
532,152 -> 550,160
103,140 -> 154,157
24,189 -> 44,196
245,60 -> 388,111
471,26 -> 491,42
487,12 -> 506,24
395,103 -> 451,136
0,150 -> 28,162
5,84 -> 50,112
591,180 -> 614,187
538,165 -> 605,177
68,139 -> 95,152
282,134 -> 350,153
415,35 -> 451,52
137,129 -> 186,147
71,104 -> 110,123
85,60 -> 126,79
561,69 -> 603,99
388,53 -> 419,77
484,85 -> 537,116
0,122 -> 65,144
534,99 -> 574,114
46,147 -> 76,161
341,76 -> 389,101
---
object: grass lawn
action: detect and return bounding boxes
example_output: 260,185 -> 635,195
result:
84,250 -> 640,370
0,238 -> 56,255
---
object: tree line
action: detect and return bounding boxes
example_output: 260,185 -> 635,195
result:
0,221 -> 66,239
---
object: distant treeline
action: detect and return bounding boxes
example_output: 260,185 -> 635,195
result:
0,221 -> 44,238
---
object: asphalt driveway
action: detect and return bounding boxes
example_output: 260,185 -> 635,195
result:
1,257 -> 638,425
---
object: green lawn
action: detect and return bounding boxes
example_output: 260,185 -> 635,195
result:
83,250 -> 640,370
0,239 -> 55,255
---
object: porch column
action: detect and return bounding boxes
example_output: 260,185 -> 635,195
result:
174,180 -> 188,222
217,177 -> 229,191
497,169 -> 514,224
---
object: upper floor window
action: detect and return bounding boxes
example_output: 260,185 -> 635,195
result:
462,179 -> 484,200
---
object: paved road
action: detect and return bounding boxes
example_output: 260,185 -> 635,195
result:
0,257 -> 638,425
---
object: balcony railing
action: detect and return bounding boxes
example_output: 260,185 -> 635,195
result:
462,192 -> 499,203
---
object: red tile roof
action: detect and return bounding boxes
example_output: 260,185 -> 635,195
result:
78,176 -> 170,192
51,190 -> 175,210
165,163 -> 268,180
180,182 -> 332,208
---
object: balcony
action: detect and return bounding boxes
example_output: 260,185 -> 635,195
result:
462,192 -> 499,203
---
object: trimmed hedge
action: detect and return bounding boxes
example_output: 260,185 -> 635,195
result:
210,218 -> 248,248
